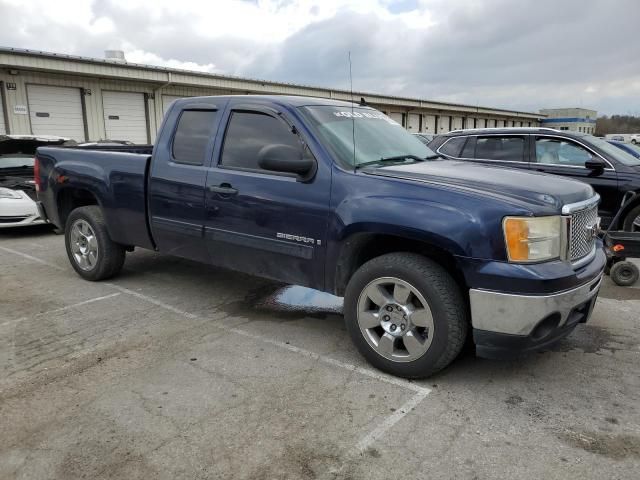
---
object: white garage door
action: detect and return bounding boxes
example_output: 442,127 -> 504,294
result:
103,91 -> 148,144
27,85 -> 85,141
422,115 -> 436,133
452,117 -> 463,130
496,120 -> 505,128
407,113 -> 420,132
476,118 -> 486,128
0,92 -> 6,134
389,112 -> 404,127
162,95 -> 188,115
438,115 -> 450,133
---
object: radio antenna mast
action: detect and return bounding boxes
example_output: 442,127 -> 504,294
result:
349,51 -> 356,173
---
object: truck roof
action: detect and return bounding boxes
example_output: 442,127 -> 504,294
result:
171,95 -> 361,109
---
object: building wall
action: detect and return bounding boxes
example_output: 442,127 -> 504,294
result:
540,107 -> 597,134
0,51 -> 543,142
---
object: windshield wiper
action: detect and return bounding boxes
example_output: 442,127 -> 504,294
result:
356,155 -> 427,169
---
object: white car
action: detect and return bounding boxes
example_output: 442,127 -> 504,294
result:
0,135 -> 72,228
630,134 -> 640,145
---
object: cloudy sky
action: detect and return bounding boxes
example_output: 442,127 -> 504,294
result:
1,0 -> 638,115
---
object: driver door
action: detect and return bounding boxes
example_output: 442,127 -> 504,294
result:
203,105 -> 331,289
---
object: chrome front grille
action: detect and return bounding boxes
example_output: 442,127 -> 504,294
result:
565,199 -> 599,262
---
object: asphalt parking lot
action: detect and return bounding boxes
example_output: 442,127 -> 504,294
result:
1,226 -> 639,480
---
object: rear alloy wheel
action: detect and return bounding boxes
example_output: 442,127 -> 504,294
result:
69,219 -> 99,271
344,252 -> 468,378
65,206 -> 126,281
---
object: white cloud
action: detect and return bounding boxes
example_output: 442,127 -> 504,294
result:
124,49 -> 217,72
0,0 -> 638,114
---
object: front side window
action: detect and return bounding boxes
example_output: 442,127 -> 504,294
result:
220,111 -> 305,171
475,136 -> 525,161
172,110 -> 218,165
534,138 -> 592,166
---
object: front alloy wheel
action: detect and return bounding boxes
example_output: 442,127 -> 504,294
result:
344,252 -> 468,378
357,277 -> 434,362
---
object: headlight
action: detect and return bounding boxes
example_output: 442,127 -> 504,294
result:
0,187 -> 22,199
503,216 -> 562,262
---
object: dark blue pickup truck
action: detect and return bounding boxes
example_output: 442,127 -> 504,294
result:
35,95 -> 605,378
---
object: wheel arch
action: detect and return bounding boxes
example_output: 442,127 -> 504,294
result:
332,230 -> 468,297
56,187 -> 101,228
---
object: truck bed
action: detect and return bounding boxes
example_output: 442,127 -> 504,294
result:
36,146 -> 155,249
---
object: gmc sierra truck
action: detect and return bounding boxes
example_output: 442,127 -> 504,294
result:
35,95 -> 605,378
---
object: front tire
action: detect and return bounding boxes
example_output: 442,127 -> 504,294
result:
65,206 -> 126,281
344,253 -> 468,379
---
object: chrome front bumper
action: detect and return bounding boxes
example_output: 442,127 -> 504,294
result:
469,273 -> 603,336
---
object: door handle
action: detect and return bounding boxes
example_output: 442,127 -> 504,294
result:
209,183 -> 238,196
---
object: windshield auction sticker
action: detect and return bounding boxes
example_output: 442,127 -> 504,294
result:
332,110 -> 401,126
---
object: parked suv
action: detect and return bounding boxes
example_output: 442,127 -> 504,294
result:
430,128 -> 640,230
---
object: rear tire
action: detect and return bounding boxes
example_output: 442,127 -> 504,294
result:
610,261 -> 639,287
65,206 -> 126,281
344,252 -> 468,379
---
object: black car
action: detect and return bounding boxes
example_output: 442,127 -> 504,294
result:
430,128 -> 640,230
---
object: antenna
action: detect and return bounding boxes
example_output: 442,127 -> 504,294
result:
349,51 -> 356,172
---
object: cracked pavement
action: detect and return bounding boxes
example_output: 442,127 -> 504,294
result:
1,226 -> 639,479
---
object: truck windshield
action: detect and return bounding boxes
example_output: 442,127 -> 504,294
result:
301,105 -> 437,168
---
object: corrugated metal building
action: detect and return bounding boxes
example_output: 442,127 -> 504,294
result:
0,47 -> 544,142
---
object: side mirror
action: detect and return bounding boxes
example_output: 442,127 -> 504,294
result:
585,157 -> 606,171
257,144 -> 314,176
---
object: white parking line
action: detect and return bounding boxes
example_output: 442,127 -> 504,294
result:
355,389 -> 431,452
0,293 -> 121,329
2,246 -> 432,451
104,283 -> 198,319
229,327 -> 430,394
0,245 -> 65,271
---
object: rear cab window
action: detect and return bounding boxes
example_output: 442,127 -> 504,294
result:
172,110 -> 218,165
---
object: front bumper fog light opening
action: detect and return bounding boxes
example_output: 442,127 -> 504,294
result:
529,313 -> 562,341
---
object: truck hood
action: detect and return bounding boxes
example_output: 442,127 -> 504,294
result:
369,160 -> 594,211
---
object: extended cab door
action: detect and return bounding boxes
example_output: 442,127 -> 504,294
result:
530,135 -> 619,221
148,104 -> 224,262
203,104 -> 331,289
